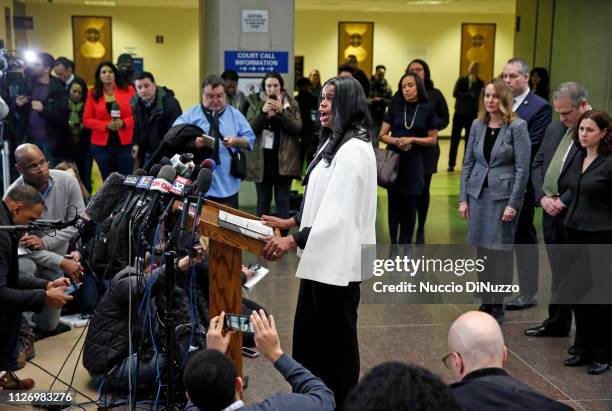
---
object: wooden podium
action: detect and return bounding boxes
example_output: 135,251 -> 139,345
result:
190,200 -> 278,376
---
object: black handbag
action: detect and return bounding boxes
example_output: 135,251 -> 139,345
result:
226,146 -> 247,180
374,147 -> 399,188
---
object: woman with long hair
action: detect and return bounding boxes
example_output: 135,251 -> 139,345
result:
246,71 -> 302,227
459,78 -> 531,323
260,76 -> 377,409
406,59 -> 449,243
379,72 -> 438,244
83,61 -> 135,179
558,110 -> 612,374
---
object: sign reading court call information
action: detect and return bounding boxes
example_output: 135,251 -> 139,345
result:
242,10 -> 268,33
225,51 -> 289,74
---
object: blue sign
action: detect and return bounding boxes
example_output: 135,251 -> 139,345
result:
225,51 -> 289,74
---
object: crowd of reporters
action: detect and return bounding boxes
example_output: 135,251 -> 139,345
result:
0,47 -> 609,410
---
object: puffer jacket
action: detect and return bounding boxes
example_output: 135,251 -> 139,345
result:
83,264 -> 210,375
245,92 -> 302,182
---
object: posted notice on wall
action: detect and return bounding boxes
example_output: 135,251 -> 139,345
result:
242,10 -> 268,33
225,51 -> 289,74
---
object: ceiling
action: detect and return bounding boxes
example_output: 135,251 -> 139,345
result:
21,0 -> 516,14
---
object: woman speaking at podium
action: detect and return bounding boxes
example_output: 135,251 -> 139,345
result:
261,76 -> 377,409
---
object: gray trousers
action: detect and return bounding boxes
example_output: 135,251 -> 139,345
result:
19,257 -> 62,334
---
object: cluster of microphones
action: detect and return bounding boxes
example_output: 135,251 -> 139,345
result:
25,153 -> 219,254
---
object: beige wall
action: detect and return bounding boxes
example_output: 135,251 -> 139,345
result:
22,4 -> 200,108
295,10 -> 515,134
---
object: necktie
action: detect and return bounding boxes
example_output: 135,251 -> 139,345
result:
542,128 -> 573,197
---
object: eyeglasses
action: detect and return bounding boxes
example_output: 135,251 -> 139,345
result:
24,159 -> 48,172
442,351 -> 461,369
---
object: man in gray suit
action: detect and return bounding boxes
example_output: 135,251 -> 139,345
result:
7,144 -> 85,366
524,82 -> 590,338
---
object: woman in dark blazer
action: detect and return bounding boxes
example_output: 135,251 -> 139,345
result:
379,72 -> 438,244
558,110 -> 612,375
406,59 -> 449,243
459,78 -> 531,323
83,61 -> 135,180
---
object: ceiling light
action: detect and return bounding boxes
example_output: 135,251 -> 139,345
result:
84,0 -> 117,6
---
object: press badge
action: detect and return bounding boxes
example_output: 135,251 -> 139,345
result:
263,129 -> 275,149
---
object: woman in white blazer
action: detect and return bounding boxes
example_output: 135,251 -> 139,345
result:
260,76 -> 377,409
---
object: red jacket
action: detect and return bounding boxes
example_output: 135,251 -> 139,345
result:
83,85 -> 135,146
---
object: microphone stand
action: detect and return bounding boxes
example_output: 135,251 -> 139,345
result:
163,250 -> 178,409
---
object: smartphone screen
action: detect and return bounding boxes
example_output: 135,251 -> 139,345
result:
224,314 -> 254,333
269,95 -> 277,101
65,282 -> 82,295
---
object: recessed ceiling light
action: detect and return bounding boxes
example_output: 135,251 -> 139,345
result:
84,0 -> 117,6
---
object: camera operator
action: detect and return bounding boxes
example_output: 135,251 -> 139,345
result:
0,185 -> 72,391
13,52 -> 69,167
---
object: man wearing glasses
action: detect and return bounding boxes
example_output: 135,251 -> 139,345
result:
5,143 -> 85,367
445,311 -> 571,411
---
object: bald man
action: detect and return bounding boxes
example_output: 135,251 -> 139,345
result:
446,311 -> 572,411
6,144 -> 85,365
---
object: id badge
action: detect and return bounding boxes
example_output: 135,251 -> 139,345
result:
262,129 -> 274,149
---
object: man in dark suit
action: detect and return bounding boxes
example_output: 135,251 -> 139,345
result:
0,185 -> 72,390
448,61 -> 484,172
524,82 -> 591,338
502,58 -> 552,310
52,57 -> 88,101
447,311 -> 572,411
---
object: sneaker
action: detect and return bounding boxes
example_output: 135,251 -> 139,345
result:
0,371 -> 35,390
16,335 -> 36,370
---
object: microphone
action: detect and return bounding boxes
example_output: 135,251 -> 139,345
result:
191,168 -> 213,236
110,102 -> 121,119
202,158 -> 217,172
138,165 -> 176,235
159,156 -> 172,167
149,163 -> 162,178
85,172 -> 128,223
117,168 -> 147,213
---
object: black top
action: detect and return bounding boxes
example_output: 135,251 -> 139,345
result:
105,101 -> 122,147
453,75 -> 485,116
384,99 -> 437,194
421,87 -> 449,174
262,118 -> 282,179
451,367 -> 573,411
483,127 -> 501,164
558,148 -> 612,232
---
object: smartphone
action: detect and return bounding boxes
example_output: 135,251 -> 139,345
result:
269,95 -> 277,101
65,281 -> 82,295
223,314 -> 254,333
242,347 -> 260,358
248,263 -> 261,271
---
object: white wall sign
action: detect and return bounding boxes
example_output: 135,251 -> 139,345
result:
242,10 -> 268,33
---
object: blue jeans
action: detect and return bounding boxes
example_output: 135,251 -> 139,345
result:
90,145 -> 133,181
255,176 -> 292,218
91,352 -> 166,394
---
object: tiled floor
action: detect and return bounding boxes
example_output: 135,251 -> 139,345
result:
10,141 -> 612,410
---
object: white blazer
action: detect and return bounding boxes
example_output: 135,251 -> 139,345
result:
296,138 -> 377,286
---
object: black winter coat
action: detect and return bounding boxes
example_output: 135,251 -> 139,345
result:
0,201 -> 48,331
132,87 -> 182,162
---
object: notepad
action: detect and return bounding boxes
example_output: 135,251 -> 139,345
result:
243,266 -> 270,291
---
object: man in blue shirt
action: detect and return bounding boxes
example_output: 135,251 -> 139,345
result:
173,75 -> 255,208
184,310 -> 335,411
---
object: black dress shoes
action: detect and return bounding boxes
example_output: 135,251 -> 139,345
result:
524,326 -> 569,337
490,305 -> 505,325
568,346 -> 576,355
506,295 -> 537,310
564,355 -> 591,367
587,362 -> 610,375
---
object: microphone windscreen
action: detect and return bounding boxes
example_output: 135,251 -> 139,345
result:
160,157 -> 172,167
134,168 -> 147,177
158,165 -> 177,183
85,172 -> 128,223
149,164 -> 162,177
196,168 -> 213,195
202,158 -> 217,171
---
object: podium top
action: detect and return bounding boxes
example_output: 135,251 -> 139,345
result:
189,200 -> 280,256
